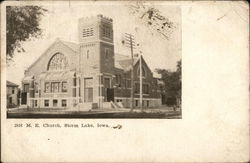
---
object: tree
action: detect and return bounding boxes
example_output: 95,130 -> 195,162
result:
156,59 -> 181,106
6,6 -> 47,61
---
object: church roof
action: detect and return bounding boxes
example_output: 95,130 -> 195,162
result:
114,54 -> 140,71
27,38 -> 150,74
7,81 -> 19,87
61,40 -> 79,52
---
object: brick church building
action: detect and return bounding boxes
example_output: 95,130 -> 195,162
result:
20,15 -> 163,110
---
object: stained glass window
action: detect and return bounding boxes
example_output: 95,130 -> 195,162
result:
51,82 -> 60,93
47,53 -> 69,71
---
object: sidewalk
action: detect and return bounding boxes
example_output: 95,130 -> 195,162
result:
7,105 -> 181,116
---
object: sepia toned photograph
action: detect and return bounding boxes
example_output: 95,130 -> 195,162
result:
5,2 -> 182,119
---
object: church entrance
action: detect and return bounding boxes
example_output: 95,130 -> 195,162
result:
84,78 -> 93,102
107,88 -> 114,102
21,92 -> 27,105
104,77 -> 114,102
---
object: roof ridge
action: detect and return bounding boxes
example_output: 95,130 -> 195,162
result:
60,40 -> 79,52
61,40 -> 79,44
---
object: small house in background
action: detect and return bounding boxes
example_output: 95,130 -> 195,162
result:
6,81 -> 20,108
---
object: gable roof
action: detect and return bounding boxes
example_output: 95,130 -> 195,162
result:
115,58 -> 139,71
115,54 -> 152,73
7,81 -> 19,87
27,39 -> 79,71
25,38 -> 153,74
60,40 -> 79,52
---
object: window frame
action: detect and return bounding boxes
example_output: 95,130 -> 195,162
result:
105,48 -> 110,60
115,74 -> 122,87
51,82 -> 60,93
62,81 -> 67,93
53,99 -> 58,107
47,53 -> 69,71
143,84 -> 149,94
44,100 -> 49,107
62,99 -> 67,107
86,50 -> 89,59
44,82 -> 50,93
126,79 -> 131,88
34,100 -> 38,107
102,25 -> 112,38
23,84 -> 29,93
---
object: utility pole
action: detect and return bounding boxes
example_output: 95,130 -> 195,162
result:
139,53 -> 143,112
123,33 -> 136,112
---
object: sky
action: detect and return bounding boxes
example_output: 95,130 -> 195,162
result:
6,1 -> 181,85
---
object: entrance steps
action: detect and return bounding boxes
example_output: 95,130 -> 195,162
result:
102,101 -> 124,109
102,102 -> 112,109
76,103 -> 98,111
19,105 -> 28,109
116,102 -> 124,108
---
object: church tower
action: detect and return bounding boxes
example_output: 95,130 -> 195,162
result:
78,15 -> 115,105
78,14 -> 115,76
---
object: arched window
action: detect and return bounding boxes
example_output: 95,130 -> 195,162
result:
87,50 -> 89,59
47,53 -> 69,71
137,66 -> 146,78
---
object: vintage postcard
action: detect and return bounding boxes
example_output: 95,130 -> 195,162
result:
1,1 -> 249,162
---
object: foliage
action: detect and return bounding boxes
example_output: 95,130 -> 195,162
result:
6,6 -> 47,60
156,60 -> 181,99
